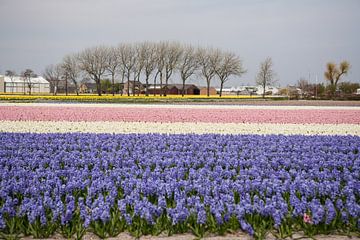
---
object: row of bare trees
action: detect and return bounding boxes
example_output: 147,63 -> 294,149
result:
44,56 -> 80,96
44,41 -> 246,97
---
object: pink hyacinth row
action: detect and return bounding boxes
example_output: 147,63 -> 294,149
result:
1,106 -> 359,124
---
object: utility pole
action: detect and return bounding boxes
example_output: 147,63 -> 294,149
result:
315,75 -> 318,99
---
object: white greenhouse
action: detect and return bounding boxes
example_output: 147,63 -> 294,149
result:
0,75 -> 50,94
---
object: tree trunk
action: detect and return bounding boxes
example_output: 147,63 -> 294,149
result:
164,78 -> 169,96
121,71 -> 125,96
132,73 -> 136,96
96,79 -> 102,96
206,78 -> 210,97
153,71 -> 159,96
159,71 -> 163,96
219,81 -> 224,97
262,83 -> 266,99
145,75 -> 149,96
137,73 -> 141,96
75,82 -> 79,96
182,79 -> 185,97
127,72 -> 130,97
65,78 -> 68,96
111,73 -> 115,96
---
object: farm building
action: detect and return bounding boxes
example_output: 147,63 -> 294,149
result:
215,85 -> 279,95
200,87 -> 217,95
79,82 -> 97,94
146,85 -> 162,95
164,84 -> 200,95
123,80 -> 145,95
146,84 -> 201,95
0,75 -> 50,94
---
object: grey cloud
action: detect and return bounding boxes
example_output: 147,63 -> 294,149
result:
0,0 -> 359,86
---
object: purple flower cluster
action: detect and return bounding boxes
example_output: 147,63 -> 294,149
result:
0,133 -> 359,236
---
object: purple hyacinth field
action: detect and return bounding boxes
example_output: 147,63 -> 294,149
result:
0,132 -> 359,239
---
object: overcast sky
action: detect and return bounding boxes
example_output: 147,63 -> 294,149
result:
0,0 -> 359,87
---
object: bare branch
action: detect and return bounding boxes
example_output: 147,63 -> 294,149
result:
256,57 -> 277,98
178,45 -> 199,97
216,51 -> 246,97
77,46 -> 108,96
62,54 -> 80,95
43,64 -> 63,95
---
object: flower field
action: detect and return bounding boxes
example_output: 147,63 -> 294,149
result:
0,103 -> 359,239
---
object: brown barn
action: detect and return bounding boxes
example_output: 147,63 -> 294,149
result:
147,85 -> 163,95
200,87 -> 217,95
165,84 -> 200,95
148,84 -> 200,95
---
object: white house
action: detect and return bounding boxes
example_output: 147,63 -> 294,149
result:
255,85 -> 279,95
0,75 -> 50,94
215,85 -> 279,95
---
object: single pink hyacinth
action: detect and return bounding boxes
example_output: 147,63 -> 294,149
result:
303,213 -> 313,224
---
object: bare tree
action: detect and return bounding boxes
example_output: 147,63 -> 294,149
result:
119,43 -> 136,96
105,46 -> 121,96
21,69 -> 37,95
62,54 -> 80,95
154,42 -> 166,96
142,42 -> 157,96
256,57 -> 276,98
178,45 -> 199,97
132,43 -> 146,96
297,78 -> 311,98
5,70 -> 16,93
216,52 -> 246,97
324,61 -> 350,97
119,64 -> 126,96
62,70 -> 69,96
164,42 -> 182,96
43,64 -> 63,95
77,46 -> 108,96
197,47 -> 220,96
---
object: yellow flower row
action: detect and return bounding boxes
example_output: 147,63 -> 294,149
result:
0,93 -> 267,101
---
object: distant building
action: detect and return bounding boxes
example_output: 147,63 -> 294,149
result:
200,87 -> 217,95
0,75 -> 50,94
215,87 -> 233,95
255,86 -> 279,95
79,82 -> 97,93
146,84 -> 200,95
123,80 -> 145,95
215,85 -> 279,96
146,85 -> 162,95
165,84 -> 200,95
